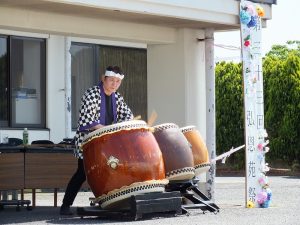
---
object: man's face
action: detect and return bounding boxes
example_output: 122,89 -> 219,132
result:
102,76 -> 122,95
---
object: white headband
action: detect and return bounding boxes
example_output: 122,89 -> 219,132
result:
105,70 -> 124,80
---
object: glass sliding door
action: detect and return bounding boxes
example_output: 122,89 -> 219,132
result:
70,42 -> 147,129
10,36 -> 46,128
99,46 -> 147,120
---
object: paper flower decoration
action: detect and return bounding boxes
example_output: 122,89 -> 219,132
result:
264,147 -> 270,153
259,188 -> 272,208
256,6 -> 265,17
247,201 -> 255,208
258,176 -> 268,186
257,191 -> 268,204
240,10 -> 251,24
244,40 -> 251,47
258,140 -> 270,152
247,16 -> 258,28
257,187 -> 272,208
246,4 -> 256,16
257,154 -> 264,161
262,163 -> 270,173
258,129 -> 268,138
266,188 -> 272,200
261,200 -> 270,208
257,143 -> 264,151
244,34 -> 251,47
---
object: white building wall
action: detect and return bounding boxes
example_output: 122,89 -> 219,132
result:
147,30 -> 185,126
47,35 -> 69,143
0,6 -> 176,45
51,0 -> 270,24
183,29 -> 207,138
147,28 -> 207,137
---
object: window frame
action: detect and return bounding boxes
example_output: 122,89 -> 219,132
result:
0,35 -> 9,127
0,35 -> 47,128
70,42 -> 99,130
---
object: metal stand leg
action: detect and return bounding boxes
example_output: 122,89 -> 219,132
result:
165,179 -> 219,214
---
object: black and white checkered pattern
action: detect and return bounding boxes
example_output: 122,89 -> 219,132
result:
74,86 -> 134,159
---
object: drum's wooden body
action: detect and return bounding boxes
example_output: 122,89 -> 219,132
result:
82,120 -> 167,208
153,123 -> 195,181
180,126 -> 210,176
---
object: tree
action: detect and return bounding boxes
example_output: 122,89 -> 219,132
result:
265,40 -> 300,59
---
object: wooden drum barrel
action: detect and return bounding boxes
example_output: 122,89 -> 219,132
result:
153,123 -> 195,181
82,120 -> 168,209
180,126 -> 210,176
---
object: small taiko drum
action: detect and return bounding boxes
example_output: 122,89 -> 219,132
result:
82,120 -> 168,209
180,126 -> 210,176
153,123 -> 195,181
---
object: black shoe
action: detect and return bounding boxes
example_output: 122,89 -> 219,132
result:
60,205 -> 73,215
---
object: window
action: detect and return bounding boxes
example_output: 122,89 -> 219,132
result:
98,45 -> 147,122
71,42 -> 147,129
0,35 -> 46,128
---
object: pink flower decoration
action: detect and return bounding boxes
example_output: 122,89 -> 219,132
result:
257,191 -> 268,204
258,177 -> 264,184
246,4 -> 256,16
257,143 -> 263,151
258,176 -> 268,186
244,40 -> 251,47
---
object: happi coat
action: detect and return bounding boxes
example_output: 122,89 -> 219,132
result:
74,83 -> 134,159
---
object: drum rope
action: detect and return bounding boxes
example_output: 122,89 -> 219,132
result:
210,144 -> 245,164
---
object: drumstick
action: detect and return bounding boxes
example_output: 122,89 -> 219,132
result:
147,110 -> 158,127
134,115 -> 142,120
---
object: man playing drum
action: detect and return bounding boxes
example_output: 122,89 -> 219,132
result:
60,65 -> 134,215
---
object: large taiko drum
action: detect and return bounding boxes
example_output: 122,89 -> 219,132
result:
153,123 -> 195,181
81,120 -> 168,209
180,126 -> 210,176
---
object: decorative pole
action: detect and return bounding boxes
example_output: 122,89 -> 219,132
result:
239,0 -> 272,208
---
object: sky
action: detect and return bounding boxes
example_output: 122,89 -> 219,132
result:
214,0 -> 300,61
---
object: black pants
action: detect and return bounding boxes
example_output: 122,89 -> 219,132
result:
62,158 -> 86,206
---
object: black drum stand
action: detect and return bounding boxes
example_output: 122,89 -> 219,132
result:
77,191 -> 182,220
166,178 -> 219,214
77,178 -> 219,220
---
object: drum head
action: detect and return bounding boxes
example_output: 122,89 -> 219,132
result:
82,120 -> 148,146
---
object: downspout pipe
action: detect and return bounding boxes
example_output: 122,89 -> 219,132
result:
64,37 -> 72,139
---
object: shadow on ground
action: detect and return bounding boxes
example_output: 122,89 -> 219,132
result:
0,206 -> 103,224
0,205 -> 184,224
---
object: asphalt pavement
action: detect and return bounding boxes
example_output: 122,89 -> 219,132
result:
0,176 -> 299,225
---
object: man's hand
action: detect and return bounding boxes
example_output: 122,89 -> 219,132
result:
90,124 -> 104,131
